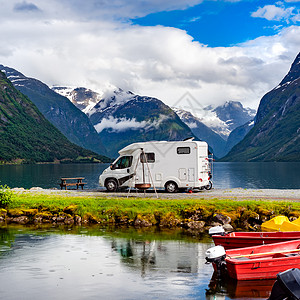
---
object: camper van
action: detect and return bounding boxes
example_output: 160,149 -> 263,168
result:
99,140 -> 212,193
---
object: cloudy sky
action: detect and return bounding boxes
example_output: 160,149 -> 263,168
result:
0,0 -> 299,110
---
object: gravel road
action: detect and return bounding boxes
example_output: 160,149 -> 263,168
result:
12,187 -> 300,201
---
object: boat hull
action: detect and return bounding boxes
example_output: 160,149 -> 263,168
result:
224,239 -> 300,280
212,231 -> 300,249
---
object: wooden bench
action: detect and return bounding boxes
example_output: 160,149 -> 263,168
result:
60,177 -> 86,190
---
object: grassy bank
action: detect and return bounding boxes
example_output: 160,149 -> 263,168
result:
2,192 -> 300,230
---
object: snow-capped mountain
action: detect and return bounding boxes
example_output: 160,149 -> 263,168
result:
198,101 -> 256,140
85,89 -> 195,157
173,108 -> 226,158
52,84 -> 256,158
172,101 -> 256,157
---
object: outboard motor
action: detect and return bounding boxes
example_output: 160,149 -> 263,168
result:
269,268 -> 300,300
208,225 -> 225,236
205,245 -> 226,278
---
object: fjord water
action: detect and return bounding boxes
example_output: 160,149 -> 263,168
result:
0,162 -> 299,189
0,226 -> 273,300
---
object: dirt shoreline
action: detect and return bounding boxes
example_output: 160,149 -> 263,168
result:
12,187 -> 300,201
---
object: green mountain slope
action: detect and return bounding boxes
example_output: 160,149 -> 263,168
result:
0,71 -> 110,163
0,65 -> 107,156
222,52 -> 300,162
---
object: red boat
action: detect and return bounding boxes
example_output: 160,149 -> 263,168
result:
224,239 -> 300,280
212,231 -> 300,249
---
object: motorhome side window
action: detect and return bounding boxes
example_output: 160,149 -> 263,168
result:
177,147 -> 191,154
140,153 -> 155,163
112,156 -> 133,169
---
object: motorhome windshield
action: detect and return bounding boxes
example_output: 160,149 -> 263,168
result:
111,156 -> 133,170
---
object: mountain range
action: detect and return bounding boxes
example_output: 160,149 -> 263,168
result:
55,85 -> 255,158
85,89 -> 195,157
1,50 -> 299,163
0,70 -> 109,163
8,49 -> 299,163
223,52 -> 300,161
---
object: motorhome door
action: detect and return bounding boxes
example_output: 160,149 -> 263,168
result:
110,156 -> 133,186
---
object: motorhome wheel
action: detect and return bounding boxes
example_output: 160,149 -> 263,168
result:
204,180 -> 212,190
165,181 -> 178,193
105,179 -> 118,192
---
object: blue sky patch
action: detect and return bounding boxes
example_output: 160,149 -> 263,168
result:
132,0 -> 300,47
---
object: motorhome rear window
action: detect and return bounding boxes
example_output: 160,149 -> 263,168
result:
140,153 -> 155,163
177,147 -> 190,154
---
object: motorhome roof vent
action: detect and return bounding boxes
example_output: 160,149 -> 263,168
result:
183,137 -> 195,141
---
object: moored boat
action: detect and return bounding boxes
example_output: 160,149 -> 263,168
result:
261,216 -> 300,232
212,231 -> 300,249
206,239 -> 300,281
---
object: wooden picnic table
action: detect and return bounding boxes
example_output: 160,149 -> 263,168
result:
60,177 -> 86,190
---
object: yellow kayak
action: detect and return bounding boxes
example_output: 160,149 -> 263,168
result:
261,216 -> 300,232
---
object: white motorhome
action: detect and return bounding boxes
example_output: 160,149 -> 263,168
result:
99,139 -> 212,193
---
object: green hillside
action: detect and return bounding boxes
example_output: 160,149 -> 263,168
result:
0,71 -> 110,163
0,65 -> 107,156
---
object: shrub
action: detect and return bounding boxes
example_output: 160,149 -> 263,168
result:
0,185 -> 13,208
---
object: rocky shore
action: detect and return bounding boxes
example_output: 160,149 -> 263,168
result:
1,188 -> 299,232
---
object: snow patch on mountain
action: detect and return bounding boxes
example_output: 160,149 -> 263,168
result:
174,101 -> 256,140
52,86 -> 104,113
196,110 -> 230,138
87,88 -> 135,117
175,107 -> 230,139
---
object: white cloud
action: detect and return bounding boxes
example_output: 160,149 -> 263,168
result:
0,0 -> 299,112
94,114 -> 168,133
251,4 -> 299,23
94,116 -> 149,133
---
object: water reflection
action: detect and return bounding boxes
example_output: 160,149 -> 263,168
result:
0,226 -> 214,300
206,272 -> 275,299
0,225 -> 280,299
111,239 -> 199,277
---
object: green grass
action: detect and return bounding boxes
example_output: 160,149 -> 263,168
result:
8,192 -> 300,227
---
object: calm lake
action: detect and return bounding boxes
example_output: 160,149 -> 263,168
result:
0,162 -> 299,190
0,162 -> 298,299
0,226 -> 275,300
